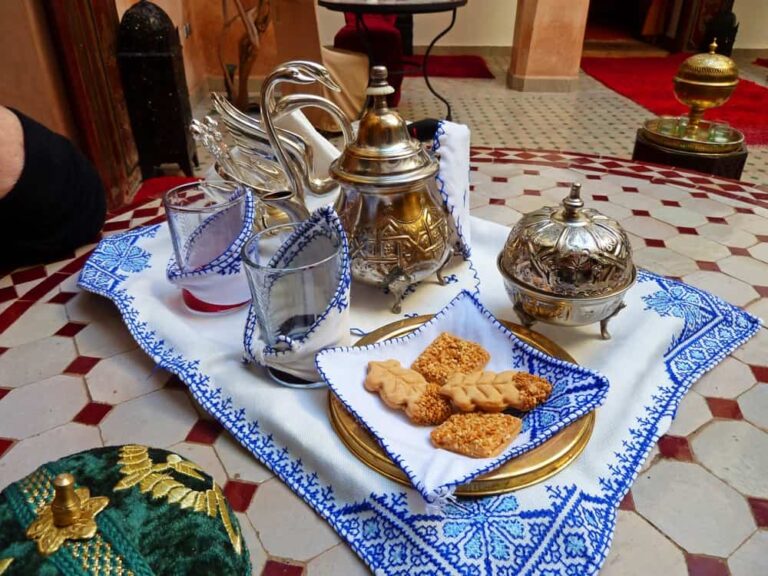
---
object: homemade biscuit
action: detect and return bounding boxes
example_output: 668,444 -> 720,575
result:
364,360 -> 428,410
440,370 -> 552,412
430,413 -> 522,458
411,332 -> 490,386
405,383 -> 454,426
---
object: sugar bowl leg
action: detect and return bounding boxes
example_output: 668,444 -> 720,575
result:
599,302 -> 626,340
435,247 -> 454,285
513,302 -> 537,329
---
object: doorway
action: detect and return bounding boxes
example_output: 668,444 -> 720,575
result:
583,0 -> 669,57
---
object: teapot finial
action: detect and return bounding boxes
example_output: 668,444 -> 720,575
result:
366,66 -> 395,97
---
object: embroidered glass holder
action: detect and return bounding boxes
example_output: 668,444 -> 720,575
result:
242,207 -> 352,386
164,182 -> 255,313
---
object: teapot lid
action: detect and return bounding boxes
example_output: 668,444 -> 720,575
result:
330,66 -> 438,187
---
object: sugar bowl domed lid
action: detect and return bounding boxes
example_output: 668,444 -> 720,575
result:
498,183 -> 635,298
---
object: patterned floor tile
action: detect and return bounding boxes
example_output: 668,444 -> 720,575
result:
185,418 -> 223,445
728,531 -> 768,576
85,348 -> 167,404
74,315 -> 138,358
262,560 -> 305,576
686,554 -> 731,576
0,337 -> 77,389
214,434 -> 275,484
705,397 -> 744,420
0,375 -> 88,439
747,497 -> 768,529
247,479 -> 340,562
223,480 -> 259,513
738,385 -> 768,430
0,303 -> 69,348
633,460 -> 755,556
64,291 -> 122,324
236,512 -> 268,575
72,402 -> 113,426
725,213 -> 768,236
748,243 -> 768,265
718,256 -> 768,286
733,329 -> 768,366
601,511 -> 687,576
63,355 -> 102,376
692,421 -> 768,499
633,247 -> 699,278
665,235 -> 731,263
0,423 -> 102,490
99,389 -> 198,448
697,223 -> 757,249
667,392 -> 711,437
657,435 -> 694,462
306,543 -> 371,576
681,271 -> 759,307
693,358 -> 757,399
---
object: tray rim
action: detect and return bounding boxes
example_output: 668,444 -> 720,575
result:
327,315 -> 596,496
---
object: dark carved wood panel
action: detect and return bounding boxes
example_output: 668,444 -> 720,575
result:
44,0 -> 141,209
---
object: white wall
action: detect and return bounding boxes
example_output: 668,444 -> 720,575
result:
733,0 -> 768,49
315,0 -> 517,47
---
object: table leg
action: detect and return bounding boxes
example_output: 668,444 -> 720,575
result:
422,8 -> 457,121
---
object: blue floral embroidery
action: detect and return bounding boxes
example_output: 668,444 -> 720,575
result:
79,231 -> 760,576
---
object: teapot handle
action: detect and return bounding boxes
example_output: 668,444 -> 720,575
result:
272,94 -> 354,196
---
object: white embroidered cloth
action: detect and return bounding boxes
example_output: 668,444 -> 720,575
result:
242,207 -> 352,382
317,290 -> 609,504
79,215 -> 759,575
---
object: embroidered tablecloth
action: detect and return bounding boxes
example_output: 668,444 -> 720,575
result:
78,209 -> 760,575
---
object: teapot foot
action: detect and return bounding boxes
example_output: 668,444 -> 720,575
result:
435,247 -> 455,286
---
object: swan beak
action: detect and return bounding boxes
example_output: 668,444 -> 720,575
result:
319,73 -> 342,93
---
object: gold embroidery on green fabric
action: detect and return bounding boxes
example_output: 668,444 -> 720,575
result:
26,485 -> 109,556
114,445 -> 242,554
70,536 -> 134,575
0,558 -> 13,574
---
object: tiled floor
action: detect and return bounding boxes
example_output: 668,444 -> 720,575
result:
3,53 -> 768,575
397,49 -> 768,187
1,149 -> 767,575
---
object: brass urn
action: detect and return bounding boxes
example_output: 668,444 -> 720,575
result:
673,39 -> 739,137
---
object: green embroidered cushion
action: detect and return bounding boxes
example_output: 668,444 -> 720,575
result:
0,445 -> 250,575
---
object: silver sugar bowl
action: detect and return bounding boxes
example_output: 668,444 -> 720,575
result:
497,183 -> 636,339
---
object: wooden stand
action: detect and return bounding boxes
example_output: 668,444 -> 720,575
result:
632,129 -> 748,180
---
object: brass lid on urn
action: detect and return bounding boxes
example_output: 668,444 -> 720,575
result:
329,66 -> 438,187
675,40 -> 739,86
499,183 -> 635,298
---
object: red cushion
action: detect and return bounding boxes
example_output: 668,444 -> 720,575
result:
344,13 -> 397,28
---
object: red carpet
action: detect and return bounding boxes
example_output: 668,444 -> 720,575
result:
754,58 -> 768,69
403,55 -> 494,79
581,54 -> 768,145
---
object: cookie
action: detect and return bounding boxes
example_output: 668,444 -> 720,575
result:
430,413 -> 522,458
440,370 -> 552,412
411,332 -> 491,386
364,360 -> 428,410
405,383 -> 454,426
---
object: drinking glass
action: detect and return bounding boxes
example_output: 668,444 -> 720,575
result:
242,220 -> 346,387
164,181 -> 252,313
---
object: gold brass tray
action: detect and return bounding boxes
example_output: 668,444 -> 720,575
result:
328,316 -> 596,496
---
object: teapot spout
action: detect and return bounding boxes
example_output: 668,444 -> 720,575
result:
260,190 -> 310,223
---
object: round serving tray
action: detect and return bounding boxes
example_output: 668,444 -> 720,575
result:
328,316 -> 596,496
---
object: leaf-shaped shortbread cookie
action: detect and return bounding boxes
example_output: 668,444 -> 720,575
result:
365,360 -> 429,410
440,371 -> 552,412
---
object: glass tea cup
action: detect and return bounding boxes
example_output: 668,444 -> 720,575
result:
241,218 -> 348,387
164,181 -> 253,313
